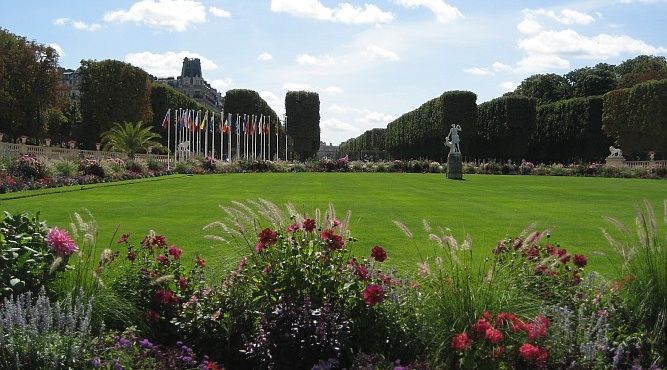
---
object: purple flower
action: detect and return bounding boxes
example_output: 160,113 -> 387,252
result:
46,227 -> 79,257
139,338 -> 154,349
90,357 -> 101,368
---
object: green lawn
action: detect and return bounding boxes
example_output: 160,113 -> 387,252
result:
1,173 -> 665,276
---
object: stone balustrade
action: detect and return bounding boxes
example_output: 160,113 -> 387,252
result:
0,142 -> 170,163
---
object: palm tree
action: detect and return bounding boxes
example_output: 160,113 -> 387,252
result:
101,121 -> 161,159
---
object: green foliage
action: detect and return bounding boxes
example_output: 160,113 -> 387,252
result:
533,96 -> 610,163
514,73 -> 574,106
285,91 -> 321,161
339,128 -> 387,160
602,78 -> 667,158
150,83 -> 206,147
101,121 -> 162,159
79,59 -> 153,148
616,55 -> 667,89
566,63 -> 618,98
0,28 -> 64,140
476,95 -> 536,160
386,90 -> 477,160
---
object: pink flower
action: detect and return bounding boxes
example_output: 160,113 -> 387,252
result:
168,246 -> 183,260
303,218 -> 316,232
485,327 -> 503,344
255,242 -> 266,252
519,343 -> 540,361
155,289 -> 178,305
355,264 -> 369,280
287,223 -> 301,233
156,255 -> 169,266
573,254 -> 587,268
117,233 -> 130,244
46,227 -> 79,257
363,284 -> 384,306
321,228 -> 345,250
472,318 -> 492,338
178,277 -> 187,290
370,245 -> 387,262
451,332 -> 471,351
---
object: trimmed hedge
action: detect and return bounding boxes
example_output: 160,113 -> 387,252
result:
533,96 -> 610,163
385,90 -> 477,160
339,128 -> 387,160
150,83 -> 206,147
285,91 -> 321,161
476,95 -> 536,161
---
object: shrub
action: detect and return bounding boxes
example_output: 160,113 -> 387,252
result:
8,154 -> 46,180
125,159 -> 148,175
54,159 -> 79,178
146,157 -> 166,172
79,159 -> 105,178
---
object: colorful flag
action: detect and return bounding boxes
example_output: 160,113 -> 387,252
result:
162,109 -> 171,128
201,111 -> 209,130
209,112 -> 216,133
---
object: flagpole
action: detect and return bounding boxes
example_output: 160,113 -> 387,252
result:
284,113 -> 288,161
167,109 -> 171,170
236,114 -> 240,161
276,116 -> 279,161
227,113 -> 231,162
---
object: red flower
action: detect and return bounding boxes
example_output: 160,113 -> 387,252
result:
287,223 -> 300,233
451,332 -> 471,351
178,277 -> 187,290
168,246 -> 183,260
303,218 -> 316,232
370,245 -> 387,262
355,264 -> 369,280
145,309 -> 160,323
155,289 -> 178,305
525,246 -> 539,259
363,284 -> 384,306
321,228 -> 345,250
472,318 -> 492,338
156,255 -> 169,266
519,343 -> 541,361
127,251 -> 137,262
485,327 -> 503,344
154,235 -> 167,247
573,254 -> 587,268
536,348 -> 549,367
196,256 -> 206,268
527,314 -> 550,340
258,228 -> 278,246
117,233 -> 130,244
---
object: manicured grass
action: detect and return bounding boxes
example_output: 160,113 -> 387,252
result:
1,173 -> 665,276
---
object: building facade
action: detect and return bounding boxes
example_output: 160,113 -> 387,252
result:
316,141 -> 339,159
153,58 -> 224,111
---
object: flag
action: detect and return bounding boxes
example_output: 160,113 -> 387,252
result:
209,112 -> 216,133
201,111 -> 209,130
162,109 -> 171,128
223,117 -> 230,133
194,111 -> 200,131
188,111 -> 194,131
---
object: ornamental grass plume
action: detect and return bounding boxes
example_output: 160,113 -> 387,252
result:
46,227 -> 79,257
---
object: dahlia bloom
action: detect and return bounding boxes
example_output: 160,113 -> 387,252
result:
46,227 -> 79,257
363,284 -> 384,306
371,245 -> 387,262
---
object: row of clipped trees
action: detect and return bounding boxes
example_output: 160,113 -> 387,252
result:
343,55 -> 667,163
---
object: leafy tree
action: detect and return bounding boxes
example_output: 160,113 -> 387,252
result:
514,74 -> 573,106
0,28 -> 64,140
79,60 -> 153,149
566,63 -> 617,98
285,91 -> 321,161
150,83 -> 206,147
602,79 -> 667,158
101,121 -> 161,158
616,55 -> 667,89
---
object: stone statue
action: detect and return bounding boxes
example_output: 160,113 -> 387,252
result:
446,124 -> 462,154
649,151 -> 655,161
608,146 -> 623,158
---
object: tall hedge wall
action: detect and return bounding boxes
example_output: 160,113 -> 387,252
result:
385,90 -> 477,160
285,91 -> 320,161
602,79 -> 667,158
475,95 -> 536,160
533,96 -> 609,163
151,83 -> 206,147
339,128 -> 386,159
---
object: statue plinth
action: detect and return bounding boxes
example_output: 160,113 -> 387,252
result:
447,152 -> 463,180
605,156 -> 626,168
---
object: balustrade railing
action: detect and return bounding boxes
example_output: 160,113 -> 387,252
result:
0,142 -> 170,163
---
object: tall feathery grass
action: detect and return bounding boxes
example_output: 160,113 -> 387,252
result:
603,199 -> 667,355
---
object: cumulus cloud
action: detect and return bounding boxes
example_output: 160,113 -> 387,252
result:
270,0 -> 393,24
517,18 -> 542,34
259,90 -> 284,117
257,52 -> 273,61
500,81 -> 519,91
363,44 -> 400,61
518,29 -> 666,59
124,50 -> 218,77
104,0 -> 206,31
209,6 -> 231,18
393,0 -> 463,23
463,67 -> 493,76
53,17 -> 102,31
49,43 -> 65,57
523,8 -> 595,25
295,53 -> 335,66
210,78 -> 233,92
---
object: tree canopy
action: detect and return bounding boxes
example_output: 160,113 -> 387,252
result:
514,74 -> 573,106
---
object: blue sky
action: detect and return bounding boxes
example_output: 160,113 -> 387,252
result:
1,0 -> 666,145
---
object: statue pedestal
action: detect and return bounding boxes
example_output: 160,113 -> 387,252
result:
447,152 -> 463,180
605,156 -> 626,168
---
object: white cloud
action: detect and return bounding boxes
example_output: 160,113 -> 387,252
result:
283,82 -> 314,91
463,67 -> 493,76
363,44 -> 400,61
257,52 -> 273,61
270,0 -> 393,24
393,0 -> 463,23
210,78 -> 233,92
523,8 -> 595,26
325,86 -> 344,94
500,81 -> 518,92
517,18 -> 542,34
295,53 -> 335,66
514,54 -> 571,73
259,90 -> 284,116
48,43 -> 65,57
209,6 -> 231,18
518,29 -> 666,59
124,51 -> 218,77
322,118 -> 357,132
104,0 -> 206,32
492,61 -> 513,72
52,17 -> 102,31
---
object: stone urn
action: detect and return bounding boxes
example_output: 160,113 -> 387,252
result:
20,136 -> 28,144
45,138 -> 51,146
68,140 -> 77,149
96,142 -> 102,151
